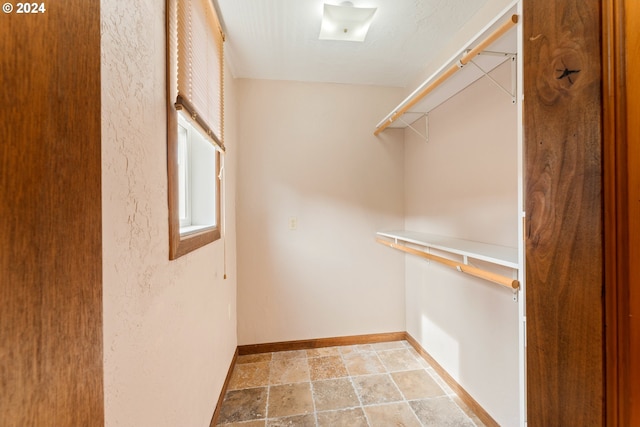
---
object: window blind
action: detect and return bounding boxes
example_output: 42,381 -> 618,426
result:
176,0 -> 225,151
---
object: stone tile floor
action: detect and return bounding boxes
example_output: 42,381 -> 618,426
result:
216,340 -> 486,426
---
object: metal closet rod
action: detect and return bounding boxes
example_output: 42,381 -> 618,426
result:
374,14 -> 519,136
376,238 -> 520,290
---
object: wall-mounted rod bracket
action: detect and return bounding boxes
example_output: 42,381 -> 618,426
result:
468,54 -> 517,103
398,114 -> 429,142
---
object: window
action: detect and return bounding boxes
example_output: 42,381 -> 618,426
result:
166,0 -> 225,259
177,113 -> 219,233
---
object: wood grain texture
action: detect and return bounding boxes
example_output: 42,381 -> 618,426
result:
602,1 -> 629,425
524,1 -> 604,426
0,1 -> 104,426
618,0 -> 640,426
622,0 -> 640,424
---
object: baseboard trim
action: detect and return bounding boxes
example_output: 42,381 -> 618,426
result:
209,347 -> 238,427
211,332 -> 497,427
404,333 -> 499,427
237,331 -> 406,355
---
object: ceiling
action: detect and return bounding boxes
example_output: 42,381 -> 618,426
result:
215,0 -> 491,88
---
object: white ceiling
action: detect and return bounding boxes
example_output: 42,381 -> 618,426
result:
215,0 -> 491,88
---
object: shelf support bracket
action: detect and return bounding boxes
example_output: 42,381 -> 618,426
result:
398,114 -> 428,142
468,54 -> 517,104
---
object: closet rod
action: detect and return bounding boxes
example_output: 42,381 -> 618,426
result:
376,238 -> 520,290
374,14 -> 518,136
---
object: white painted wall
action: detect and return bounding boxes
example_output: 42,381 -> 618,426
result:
404,61 -> 520,426
236,79 -> 406,345
101,1 -> 238,426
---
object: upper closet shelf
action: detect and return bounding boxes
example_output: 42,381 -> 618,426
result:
374,2 -> 519,134
377,230 -> 518,270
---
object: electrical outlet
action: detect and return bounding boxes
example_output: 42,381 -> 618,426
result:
288,217 -> 297,230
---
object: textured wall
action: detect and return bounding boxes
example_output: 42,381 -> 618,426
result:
101,1 -> 237,425
236,79 -> 406,345
404,61 -> 520,426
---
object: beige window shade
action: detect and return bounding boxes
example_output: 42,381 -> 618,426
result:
176,0 -> 225,150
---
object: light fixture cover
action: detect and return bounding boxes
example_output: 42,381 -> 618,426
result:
319,3 -> 377,42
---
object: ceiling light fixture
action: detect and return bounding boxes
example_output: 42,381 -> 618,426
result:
319,1 -> 377,42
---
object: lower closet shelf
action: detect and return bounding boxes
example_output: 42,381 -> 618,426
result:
376,230 -> 519,290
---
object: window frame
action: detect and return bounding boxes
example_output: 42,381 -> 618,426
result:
177,118 -> 191,228
166,0 -> 224,260
167,114 -> 222,260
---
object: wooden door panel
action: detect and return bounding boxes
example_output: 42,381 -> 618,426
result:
524,1 -> 604,425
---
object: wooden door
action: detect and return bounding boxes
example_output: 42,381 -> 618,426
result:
524,1 -> 604,425
0,1 -> 104,426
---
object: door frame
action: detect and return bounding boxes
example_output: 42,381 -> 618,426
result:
603,0 -> 640,425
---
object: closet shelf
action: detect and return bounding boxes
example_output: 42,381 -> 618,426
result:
376,230 -> 519,290
374,2 -> 519,135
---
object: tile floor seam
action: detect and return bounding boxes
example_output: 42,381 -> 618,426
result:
338,349 -> 372,427
424,365 -> 457,395
217,341 -> 485,427
366,401 -> 426,427
397,345 -> 448,427
355,342 -> 420,426
445,395 -> 478,425
264,359 -> 272,422
346,370 -> 371,426
308,379 -> 319,427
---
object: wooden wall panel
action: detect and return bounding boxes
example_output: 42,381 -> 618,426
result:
0,1 -> 104,426
524,1 -> 604,426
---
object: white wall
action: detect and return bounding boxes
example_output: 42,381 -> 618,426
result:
101,1 -> 238,426
236,79 -> 406,345
404,61 -> 520,426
